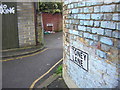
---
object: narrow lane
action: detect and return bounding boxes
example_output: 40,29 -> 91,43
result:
3,32 -> 63,88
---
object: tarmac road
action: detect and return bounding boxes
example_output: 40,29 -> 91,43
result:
2,32 -> 63,88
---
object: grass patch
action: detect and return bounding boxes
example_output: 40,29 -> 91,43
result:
55,64 -> 62,75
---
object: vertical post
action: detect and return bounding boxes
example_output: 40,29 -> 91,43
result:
40,12 -> 44,45
0,22 -> 1,90
38,0 -> 39,11
33,2 -> 38,45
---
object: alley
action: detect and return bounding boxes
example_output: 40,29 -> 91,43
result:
2,32 -> 63,88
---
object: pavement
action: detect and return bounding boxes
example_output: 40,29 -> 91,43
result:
46,75 -> 68,89
35,64 -> 69,89
36,73 -> 69,89
2,45 -> 44,59
2,32 -> 68,89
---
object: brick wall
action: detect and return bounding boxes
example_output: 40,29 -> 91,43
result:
42,13 -> 63,32
63,0 -> 120,88
17,2 -> 36,47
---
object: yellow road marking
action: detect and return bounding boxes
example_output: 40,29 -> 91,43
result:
0,48 -> 49,62
29,58 -> 63,90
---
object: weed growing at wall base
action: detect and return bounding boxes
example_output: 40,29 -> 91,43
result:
55,64 -> 62,75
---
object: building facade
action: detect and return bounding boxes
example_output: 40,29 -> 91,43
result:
2,2 -> 43,50
63,0 -> 120,88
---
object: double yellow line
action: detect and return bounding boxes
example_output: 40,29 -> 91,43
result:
1,47 -> 63,89
29,58 -> 63,89
0,48 -> 49,62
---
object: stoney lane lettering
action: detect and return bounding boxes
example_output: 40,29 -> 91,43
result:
0,4 -> 15,14
70,46 -> 88,71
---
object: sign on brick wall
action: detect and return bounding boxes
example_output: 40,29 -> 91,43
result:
70,46 -> 88,71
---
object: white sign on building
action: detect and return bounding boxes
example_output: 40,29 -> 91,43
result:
70,46 -> 88,71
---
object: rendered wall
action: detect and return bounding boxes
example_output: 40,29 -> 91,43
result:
63,0 -> 120,88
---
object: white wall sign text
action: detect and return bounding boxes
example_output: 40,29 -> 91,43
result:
70,46 -> 88,71
0,4 -> 15,14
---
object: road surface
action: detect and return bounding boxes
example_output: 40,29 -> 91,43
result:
2,32 -> 63,88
